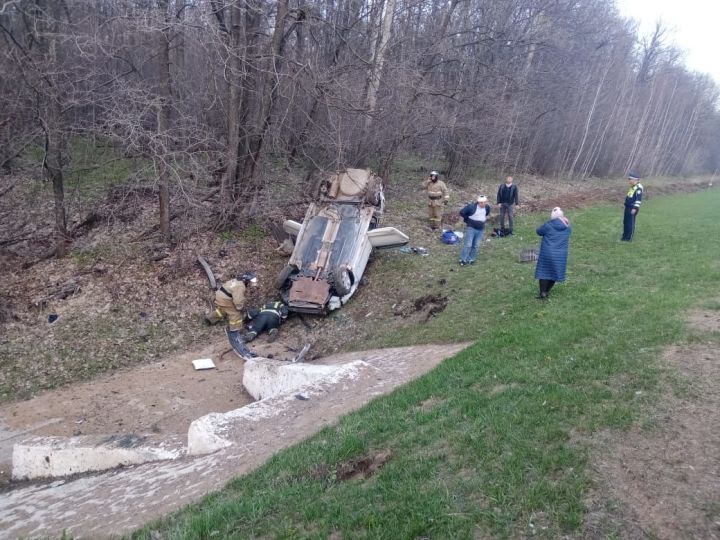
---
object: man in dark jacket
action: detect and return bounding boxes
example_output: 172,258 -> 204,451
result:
244,301 -> 289,342
535,207 -> 572,299
496,176 -> 519,235
621,172 -> 643,241
458,195 -> 491,265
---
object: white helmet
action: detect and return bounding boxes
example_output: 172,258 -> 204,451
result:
430,171 -> 439,178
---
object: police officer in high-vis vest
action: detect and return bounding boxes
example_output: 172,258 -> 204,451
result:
621,172 -> 643,241
422,170 -> 449,230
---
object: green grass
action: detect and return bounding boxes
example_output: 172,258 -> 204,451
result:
219,224 -> 269,243
132,187 -> 720,538
24,136 -> 145,200
133,187 -> 720,538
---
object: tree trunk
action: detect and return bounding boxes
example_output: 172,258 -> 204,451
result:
220,1 -> 244,210
42,12 -> 68,258
46,121 -> 68,258
365,0 -> 396,131
157,0 -> 172,242
238,0 -> 289,192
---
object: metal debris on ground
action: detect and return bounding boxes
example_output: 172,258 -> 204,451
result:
399,246 -> 429,256
226,328 -> 257,359
293,343 -> 311,363
519,247 -> 539,263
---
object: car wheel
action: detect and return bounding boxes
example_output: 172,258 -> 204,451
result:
365,190 -> 381,206
330,266 -> 354,297
275,264 -> 298,290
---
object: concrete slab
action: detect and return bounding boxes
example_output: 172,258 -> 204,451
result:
0,339 -> 254,489
189,360 -> 371,455
0,419 -> 63,485
242,359 -> 346,400
12,434 -> 185,480
0,343 -> 468,539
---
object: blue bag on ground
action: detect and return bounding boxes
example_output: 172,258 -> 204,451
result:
441,230 -> 459,244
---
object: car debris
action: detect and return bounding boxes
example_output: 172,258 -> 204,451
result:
192,358 -> 216,370
276,168 -> 409,314
226,328 -> 257,360
399,246 -> 428,256
292,343 -> 311,363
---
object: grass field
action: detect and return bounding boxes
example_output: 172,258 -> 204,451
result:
131,186 -> 717,538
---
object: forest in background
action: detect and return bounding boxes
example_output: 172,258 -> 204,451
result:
1,0 -> 719,256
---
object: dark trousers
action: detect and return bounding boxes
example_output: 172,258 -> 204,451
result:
247,312 -> 281,335
622,207 -> 637,241
539,279 -> 555,296
499,203 -> 514,232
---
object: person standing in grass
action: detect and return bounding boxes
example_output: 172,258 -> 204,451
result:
496,175 -> 519,235
422,170 -> 449,230
621,172 -> 643,241
458,195 -> 491,266
535,207 -> 571,299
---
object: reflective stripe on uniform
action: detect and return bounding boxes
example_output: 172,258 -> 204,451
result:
627,185 -> 642,204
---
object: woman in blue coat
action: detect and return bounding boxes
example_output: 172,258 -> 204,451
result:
535,207 -> 571,299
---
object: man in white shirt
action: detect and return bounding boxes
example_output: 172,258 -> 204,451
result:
458,195 -> 491,265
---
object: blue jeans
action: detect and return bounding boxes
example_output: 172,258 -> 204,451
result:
460,226 -> 484,263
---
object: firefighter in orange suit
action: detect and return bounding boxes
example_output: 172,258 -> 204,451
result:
206,272 -> 258,331
422,170 -> 449,230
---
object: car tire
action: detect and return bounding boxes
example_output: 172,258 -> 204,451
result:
365,190 -> 381,206
275,264 -> 297,290
329,266 -> 354,297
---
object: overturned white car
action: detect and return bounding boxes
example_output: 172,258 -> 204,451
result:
276,169 -> 409,314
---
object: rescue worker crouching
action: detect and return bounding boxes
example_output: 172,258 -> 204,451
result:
422,170 -> 449,230
206,272 -> 258,332
243,301 -> 289,342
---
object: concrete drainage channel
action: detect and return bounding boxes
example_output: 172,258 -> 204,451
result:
2,343 -> 469,538
11,357 -> 361,481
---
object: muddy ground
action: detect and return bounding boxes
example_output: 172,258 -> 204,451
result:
583,308 -> 720,539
